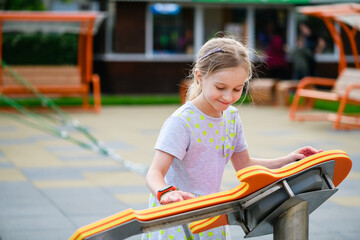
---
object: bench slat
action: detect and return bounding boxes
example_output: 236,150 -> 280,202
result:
2,65 -> 82,87
297,89 -> 340,101
3,84 -> 88,93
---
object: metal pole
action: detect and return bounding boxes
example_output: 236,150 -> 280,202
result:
273,201 -> 309,240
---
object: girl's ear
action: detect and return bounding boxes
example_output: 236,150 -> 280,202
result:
194,69 -> 202,85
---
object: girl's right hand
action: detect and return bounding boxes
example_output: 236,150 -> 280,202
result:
160,190 -> 195,205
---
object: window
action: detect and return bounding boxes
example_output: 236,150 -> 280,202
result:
152,4 -> 194,55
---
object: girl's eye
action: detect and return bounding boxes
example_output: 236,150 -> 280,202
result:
234,89 -> 242,92
216,86 -> 224,90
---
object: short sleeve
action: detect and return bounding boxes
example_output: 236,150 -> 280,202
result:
155,116 -> 190,160
233,113 -> 248,153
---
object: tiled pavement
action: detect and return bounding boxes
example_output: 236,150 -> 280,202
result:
0,105 -> 359,240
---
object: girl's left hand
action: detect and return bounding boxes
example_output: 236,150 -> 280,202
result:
287,146 -> 323,163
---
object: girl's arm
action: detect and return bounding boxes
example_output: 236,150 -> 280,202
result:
231,146 -> 321,172
146,150 -> 195,205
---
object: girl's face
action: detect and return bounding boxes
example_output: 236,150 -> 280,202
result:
195,65 -> 248,118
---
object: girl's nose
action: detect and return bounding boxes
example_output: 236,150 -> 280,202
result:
222,92 -> 232,102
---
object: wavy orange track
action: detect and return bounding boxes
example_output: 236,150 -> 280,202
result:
189,150 -> 352,233
69,150 -> 352,240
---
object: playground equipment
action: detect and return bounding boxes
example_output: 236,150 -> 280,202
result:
0,13 -> 148,177
299,3 -> 360,74
0,12 -> 148,176
69,150 -> 352,240
290,3 -> 360,130
0,11 -> 102,112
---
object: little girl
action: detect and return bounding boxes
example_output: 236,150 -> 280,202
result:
142,36 -> 319,240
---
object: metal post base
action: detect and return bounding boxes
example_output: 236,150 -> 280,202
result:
273,201 -> 309,240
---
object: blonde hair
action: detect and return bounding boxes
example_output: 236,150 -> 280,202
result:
186,35 -> 252,102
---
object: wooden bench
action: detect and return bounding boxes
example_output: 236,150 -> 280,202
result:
275,80 -> 299,106
1,65 -> 101,112
289,68 -> 360,129
249,78 -> 277,105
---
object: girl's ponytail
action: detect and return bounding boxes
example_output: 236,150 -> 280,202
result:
186,79 -> 202,101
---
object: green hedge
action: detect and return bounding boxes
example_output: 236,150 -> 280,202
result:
1,0 -> 45,11
0,95 -> 181,107
3,33 -> 78,65
314,100 -> 360,113
288,96 -> 360,113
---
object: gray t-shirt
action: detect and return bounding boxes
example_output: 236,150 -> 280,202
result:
142,102 -> 248,240
155,102 -> 248,196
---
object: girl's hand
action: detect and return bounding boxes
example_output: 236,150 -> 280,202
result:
160,190 -> 195,205
287,146 -> 323,163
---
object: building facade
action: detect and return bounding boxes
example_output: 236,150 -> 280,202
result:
93,0 -> 360,94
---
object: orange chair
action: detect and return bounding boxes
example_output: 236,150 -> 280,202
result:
289,68 -> 360,130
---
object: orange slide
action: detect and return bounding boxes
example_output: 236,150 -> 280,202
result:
69,150 -> 352,240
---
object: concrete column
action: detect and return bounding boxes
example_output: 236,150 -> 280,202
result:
194,5 -> 204,55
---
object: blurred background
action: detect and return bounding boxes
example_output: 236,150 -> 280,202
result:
0,1 -> 360,240
2,0 -> 359,97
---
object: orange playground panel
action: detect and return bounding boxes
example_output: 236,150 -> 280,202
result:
69,150 -> 352,240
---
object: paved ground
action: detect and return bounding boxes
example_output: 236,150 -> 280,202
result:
0,105 -> 359,240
